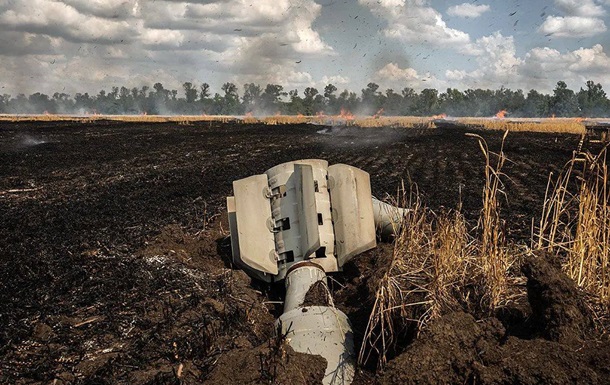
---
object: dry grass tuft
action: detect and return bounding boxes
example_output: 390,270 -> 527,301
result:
468,131 -> 514,311
359,132 -> 515,369
358,189 -> 430,369
358,187 -> 476,369
428,211 -> 475,319
537,141 -> 610,308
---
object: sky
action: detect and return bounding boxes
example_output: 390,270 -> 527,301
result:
2,0 -> 610,97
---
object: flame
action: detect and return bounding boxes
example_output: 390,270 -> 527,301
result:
275,111 -> 281,116
373,108 -> 384,119
339,108 -> 354,120
140,111 -> 148,115
495,110 -> 507,119
551,114 -> 556,120
245,111 -> 253,117
43,111 -> 51,115
431,113 -> 447,119
574,117 -> 584,123
297,113 -> 304,118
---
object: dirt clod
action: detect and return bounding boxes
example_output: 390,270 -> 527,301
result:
522,253 -> 593,344
301,281 -> 332,307
380,256 -> 610,385
205,340 -> 326,385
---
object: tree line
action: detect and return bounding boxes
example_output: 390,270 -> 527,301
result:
1,80 -> 609,117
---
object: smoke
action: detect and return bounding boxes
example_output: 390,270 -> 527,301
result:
20,135 -> 47,146
1,134 -> 51,153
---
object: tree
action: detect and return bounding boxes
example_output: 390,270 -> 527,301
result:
578,80 -> 608,117
286,89 -> 304,115
383,89 -> 402,115
523,89 -> 550,117
221,82 -> 238,98
401,87 -> 417,115
416,88 -> 439,115
324,84 -> 337,98
74,92 -> 93,113
200,83 -> 211,100
439,88 -> 465,116
337,89 -> 359,113
303,87 -> 321,115
323,83 -> 338,114
118,86 -> 135,114
550,81 -> 579,117
261,84 -> 286,113
242,83 -> 262,112
221,82 -> 240,114
183,82 -> 198,103
0,93 -> 10,113
361,82 -> 381,113
463,88 -> 495,116
28,92 -> 54,113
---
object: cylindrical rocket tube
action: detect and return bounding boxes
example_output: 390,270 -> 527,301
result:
280,262 -> 355,385
372,197 -> 408,238
283,262 -> 327,313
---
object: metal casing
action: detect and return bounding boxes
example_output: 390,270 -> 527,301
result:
265,159 -> 337,279
227,159 -> 376,281
328,164 -> 377,267
230,175 -> 277,280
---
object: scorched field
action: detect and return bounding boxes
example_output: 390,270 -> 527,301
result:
1,119 -> 609,384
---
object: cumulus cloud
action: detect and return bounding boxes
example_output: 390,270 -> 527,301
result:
539,16 -> 607,37
321,75 -> 350,86
376,63 -> 420,81
373,63 -> 444,90
554,0 -> 606,17
451,32 -> 523,88
443,38 -> 610,93
521,44 -> 610,87
447,3 -> 490,18
59,0 -> 140,19
359,0 -> 470,47
0,0 -> 136,44
3,0 -> 610,98
538,0 -> 607,38
0,0 -> 333,95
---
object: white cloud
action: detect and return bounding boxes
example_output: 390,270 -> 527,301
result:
445,69 -> 467,81
538,0 -> 607,38
59,0 -> 140,19
376,63 -> 420,81
554,0 -> 606,17
539,16 -> 607,37
441,39 -> 610,93
0,0 -> 333,95
521,44 -> 610,86
440,32 -> 524,90
359,0 -> 470,47
447,3 -> 490,18
373,63 -> 445,91
321,75 -> 350,86
0,0 -> 136,43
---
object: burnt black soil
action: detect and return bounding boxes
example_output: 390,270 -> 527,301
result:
0,120 -> 607,384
